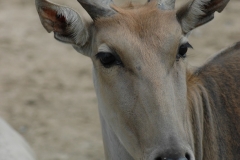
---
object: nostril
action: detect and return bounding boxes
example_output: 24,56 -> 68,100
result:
155,157 -> 189,160
178,158 -> 188,160
153,151 -> 192,160
185,153 -> 191,160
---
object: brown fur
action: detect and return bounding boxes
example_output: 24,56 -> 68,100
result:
95,1 -> 177,45
187,42 -> 240,159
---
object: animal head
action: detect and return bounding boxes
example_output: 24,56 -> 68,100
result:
35,0 -> 229,159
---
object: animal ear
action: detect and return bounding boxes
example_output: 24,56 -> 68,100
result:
177,0 -> 230,34
35,0 -> 90,47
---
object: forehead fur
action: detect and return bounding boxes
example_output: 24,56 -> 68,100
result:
95,1 -> 180,47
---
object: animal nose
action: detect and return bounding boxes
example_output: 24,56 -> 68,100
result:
155,158 -> 188,160
154,151 -> 191,160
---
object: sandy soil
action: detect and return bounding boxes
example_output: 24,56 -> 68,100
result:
0,0 -> 239,160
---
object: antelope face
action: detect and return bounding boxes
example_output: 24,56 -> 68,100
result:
36,0 -> 230,159
92,5 -> 193,159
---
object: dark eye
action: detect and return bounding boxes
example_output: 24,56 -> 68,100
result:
96,52 -> 122,68
177,42 -> 193,60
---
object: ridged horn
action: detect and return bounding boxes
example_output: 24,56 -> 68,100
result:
148,0 -> 176,10
77,0 -> 116,20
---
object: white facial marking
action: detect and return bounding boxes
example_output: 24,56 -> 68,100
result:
180,36 -> 189,46
98,43 -> 113,53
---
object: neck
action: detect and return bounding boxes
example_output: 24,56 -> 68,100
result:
187,70 -> 240,160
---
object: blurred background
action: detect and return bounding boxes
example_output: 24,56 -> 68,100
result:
0,0 -> 239,159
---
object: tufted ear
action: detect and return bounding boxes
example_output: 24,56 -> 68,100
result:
35,0 -> 90,48
177,0 -> 230,34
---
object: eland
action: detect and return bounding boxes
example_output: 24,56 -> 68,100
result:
35,0 -> 240,159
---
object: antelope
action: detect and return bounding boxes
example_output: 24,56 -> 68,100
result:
35,0 -> 240,159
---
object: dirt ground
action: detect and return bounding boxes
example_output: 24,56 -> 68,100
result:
0,0 -> 239,160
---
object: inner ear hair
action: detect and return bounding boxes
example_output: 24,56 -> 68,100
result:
35,0 -> 93,55
177,0 -> 230,34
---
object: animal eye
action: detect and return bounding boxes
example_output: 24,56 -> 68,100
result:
177,43 -> 193,60
96,52 -> 122,68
